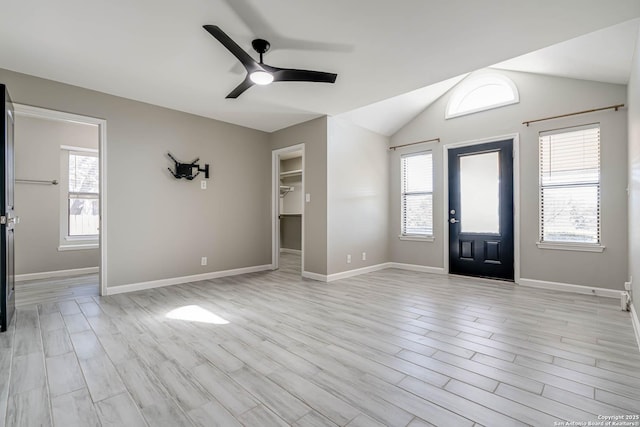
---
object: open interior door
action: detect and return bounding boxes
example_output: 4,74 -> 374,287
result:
1,83 -> 16,332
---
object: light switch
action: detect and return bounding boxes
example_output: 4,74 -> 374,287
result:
305,193 -> 311,202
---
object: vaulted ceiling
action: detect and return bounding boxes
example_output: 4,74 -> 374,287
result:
0,1 -> 638,133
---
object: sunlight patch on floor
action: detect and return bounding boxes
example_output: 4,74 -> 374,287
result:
166,305 -> 229,324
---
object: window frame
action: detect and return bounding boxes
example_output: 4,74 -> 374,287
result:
399,151 -> 434,241
536,124 -> 605,253
445,73 -> 519,119
59,145 -> 99,251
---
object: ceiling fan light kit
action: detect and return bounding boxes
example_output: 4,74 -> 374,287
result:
203,25 -> 338,98
250,71 -> 274,85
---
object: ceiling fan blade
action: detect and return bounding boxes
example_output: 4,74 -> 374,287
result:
203,25 -> 259,73
270,67 -> 338,84
203,25 -> 337,98
226,76 -> 255,99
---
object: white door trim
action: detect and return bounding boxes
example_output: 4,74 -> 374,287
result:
13,104 -> 108,296
442,133 -> 520,283
271,144 -> 305,273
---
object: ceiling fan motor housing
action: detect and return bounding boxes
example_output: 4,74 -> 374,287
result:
252,39 -> 270,55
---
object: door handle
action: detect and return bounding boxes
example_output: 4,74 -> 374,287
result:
450,218 -> 459,224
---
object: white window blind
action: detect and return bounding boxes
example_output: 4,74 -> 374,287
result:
401,152 -> 433,236
539,124 -> 600,244
68,151 -> 99,237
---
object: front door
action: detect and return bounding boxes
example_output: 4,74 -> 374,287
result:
1,84 -> 16,332
448,139 -> 514,280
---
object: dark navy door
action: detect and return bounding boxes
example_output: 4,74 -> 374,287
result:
448,139 -> 514,280
1,84 -> 15,332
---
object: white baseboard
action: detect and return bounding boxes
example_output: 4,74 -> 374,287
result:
631,304 -> 640,353
518,278 -> 624,299
302,271 -> 328,282
105,264 -> 272,296
16,266 -> 99,282
303,263 -> 389,282
303,262 -> 445,283
280,248 -> 302,255
326,263 -> 392,282
387,262 -> 446,275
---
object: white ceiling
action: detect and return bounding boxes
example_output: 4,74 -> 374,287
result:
344,17 -> 640,136
336,74 -> 468,136
0,1 -> 638,133
493,18 -> 640,85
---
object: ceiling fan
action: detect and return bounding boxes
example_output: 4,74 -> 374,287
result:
203,25 -> 338,99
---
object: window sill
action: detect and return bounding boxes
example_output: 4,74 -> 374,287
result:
536,242 -> 605,253
58,243 -> 99,252
399,235 -> 435,242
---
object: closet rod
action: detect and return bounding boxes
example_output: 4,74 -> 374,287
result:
16,179 -> 59,185
389,138 -> 440,151
523,104 -> 624,127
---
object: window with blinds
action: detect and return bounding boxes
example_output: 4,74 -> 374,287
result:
539,124 -> 600,244
68,151 -> 99,236
401,152 -> 433,236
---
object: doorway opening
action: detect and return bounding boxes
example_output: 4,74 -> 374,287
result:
444,136 -> 520,281
12,105 -> 107,304
272,144 -> 304,275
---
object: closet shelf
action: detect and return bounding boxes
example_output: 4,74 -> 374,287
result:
280,169 -> 302,178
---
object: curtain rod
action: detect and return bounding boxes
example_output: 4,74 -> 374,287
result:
523,104 -> 624,127
389,138 -> 440,151
16,179 -> 59,185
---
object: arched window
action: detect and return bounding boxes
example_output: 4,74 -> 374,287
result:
446,73 -> 519,119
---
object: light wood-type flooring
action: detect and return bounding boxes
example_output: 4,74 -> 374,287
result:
1,253 -> 639,426
15,273 -> 99,307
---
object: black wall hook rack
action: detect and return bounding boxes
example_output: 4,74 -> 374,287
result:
167,152 -> 210,180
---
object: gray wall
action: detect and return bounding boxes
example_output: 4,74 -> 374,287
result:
3,65 -> 631,292
280,215 -> 301,251
629,28 -> 640,314
327,117 -> 389,275
0,68 -> 271,289
281,157 -> 302,171
14,115 -> 99,275
391,70 -> 628,290
271,117 -> 390,276
270,117 -> 328,275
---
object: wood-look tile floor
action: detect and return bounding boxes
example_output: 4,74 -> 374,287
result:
1,253 -> 639,426
15,273 -> 99,307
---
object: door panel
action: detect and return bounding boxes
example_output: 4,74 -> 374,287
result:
448,139 -> 514,280
1,84 -> 15,332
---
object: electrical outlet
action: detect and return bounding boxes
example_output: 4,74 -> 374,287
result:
362,252 -> 366,261
347,254 -> 351,264
201,257 -> 207,266
625,281 -> 632,291
200,180 -> 207,190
